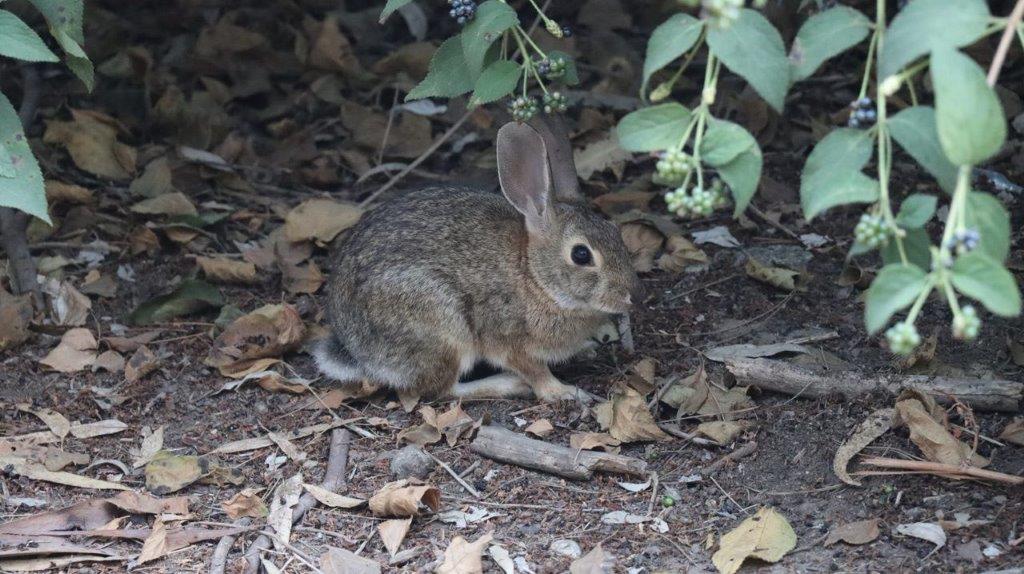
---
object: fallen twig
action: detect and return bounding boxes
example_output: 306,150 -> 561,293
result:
657,423 -> 719,448
858,456 -> 1023,486
240,428 -> 351,574
470,425 -> 646,480
726,358 -> 1022,412
705,441 -> 757,473
428,452 -> 481,498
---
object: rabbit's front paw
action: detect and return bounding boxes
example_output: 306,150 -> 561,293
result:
533,381 -> 594,404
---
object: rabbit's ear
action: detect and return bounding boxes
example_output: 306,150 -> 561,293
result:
497,122 -> 554,233
527,113 -> 582,203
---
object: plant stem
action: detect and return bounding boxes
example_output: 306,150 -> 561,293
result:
904,276 -> 935,324
941,274 -> 963,317
858,29 -> 879,100
651,33 -> 706,102
987,0 -> 1024,86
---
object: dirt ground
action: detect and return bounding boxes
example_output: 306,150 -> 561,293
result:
2,1 -> 1024,573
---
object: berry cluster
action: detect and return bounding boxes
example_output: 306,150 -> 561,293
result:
448,0 -> 477,24
509,95 -> 538,122
952,305 -> 981,340
656,149 -> 694,186
854,213 -> 890,249
542,92 -> 568,114
537,56 -> 567,80
703,0 -> 743,27
885,322 -> 920,355
665,180 -> 729,219
847,97 -> 877,128
948,228 -> 980,254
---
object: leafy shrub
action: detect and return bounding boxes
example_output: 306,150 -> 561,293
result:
386,0 -> 1021,356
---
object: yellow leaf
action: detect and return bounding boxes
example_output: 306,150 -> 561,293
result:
712,507 -> 797,574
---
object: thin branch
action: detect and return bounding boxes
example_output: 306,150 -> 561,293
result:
860,456 -> 1023,485
987,0 -> 1024,86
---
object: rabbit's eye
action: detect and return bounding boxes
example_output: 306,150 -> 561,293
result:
571,244 -> 593,266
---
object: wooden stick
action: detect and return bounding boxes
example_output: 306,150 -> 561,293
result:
428,453 -> 482,498
705,441 -> 757,473
859,456 -> 1023,486
657,423 -> 719,448
469,425 -> 647,480
241,429 -> 351,574
725,358 -> 1022,412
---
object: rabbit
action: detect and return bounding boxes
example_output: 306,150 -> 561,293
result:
314,115 -> 641,402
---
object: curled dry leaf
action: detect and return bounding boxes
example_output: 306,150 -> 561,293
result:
436,532 -> 494,574
281,260 -> 325,294
125,345 -> 160,383
145,451 -> 205,495
570,432 -> 621,453
267,432 -> 307,464
45,280 -> 91,326
594,386 -> 669,443
136,516 -> 168,565
833,408 -> 894,486
712,507 -> 797,574
39,328 -> 97,372
399,403 -> 475,447
93,350 -> 125,373
525,419 -> 554,438
368,479 -> 441,518
895,522 -> 946,549
268,474 -> 303,550
377,517 -> 412,558
657,235 -> 708,272
69,419 -> 128,439
45,180 -> 94,204
570,543 -> 614,574
824,518 -> 880,546
195,256 -> 259,284
133,426 -> 164,469
696,421 -> 750,445
302,483 -> 365,509
574,132 -> 630,180
130,192 -> 198,217
222,488 -> 268,519
205,303 -> 306,376
43,109 -> 136,180
0,455 -> 131,491
998,419 -> 1024,446
300,382 -> 379,409
283,198 -> 362,244
745,258 -> 799,292
894,399 -> 988,467
619,222 -> 664,273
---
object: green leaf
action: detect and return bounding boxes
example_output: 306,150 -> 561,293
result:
895,194 -> 937,228
379,0 -> 414,23
26,0 -> 93,90
931,47 -> 1006,166
469,59 -> 520,107
642,13 -> 703,97
789,6 -> 871,80
965,192 -> 1010,262
615,103 -> 692,152
879,0 -> 990,79
717,143 -> 762,217
128,279 -> 224,325
707,9 -> 790,112
406,35 -> 475,101
0,93 -> 49,223
881,227 -> 932,271
547,50 -> 579,86
887,106 -> 957,193
700,119 -> 755,166
0,10 -> 60,62
865,264 -> 929,334
952,252 -> 1021,317
460,0 -> 518,77
800,128 -> 878,220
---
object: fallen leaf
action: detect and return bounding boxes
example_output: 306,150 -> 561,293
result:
833,408 -> 894,486
660,367 -> 709,413
712,507 -> 797,574
436,532 -> 493,574
281,260 -> 325,294
129,156 -> 174,198
222,488 -> 268,519
600,510 -> 668,532
894,399 -> 987,467
104,330 -> 161,353
488,544 -> 514,574
133,426 -> 164,469
574,133 -> 630,180
70,419 -> 128,439
570,432 -> 621,453
125,345 -> 160,383
745,258 -> 799,291
300,382 -> 380,409
128,279 -> 223,325
697,386 -> 754,420
39,328 -> 97,372
136,517 -> 168,564
570,543 -> 614,574
696,421 -> 749,445
17,405 -> 71,438
302,483 -> 365,509
525,419 -> 554,438
0,293 -> 33,350
80,271 -> 117,298
43,109 -> 136,180
895,522 -> 946,548
657,234 -> 708,272
267,474 -> 303,550
595,386 -> 669,443
144,451 -> 206,494
377,518 -> 412,558
619,222 -> 664,273
0,455 -> 131,491
267,432 -> 307,464
321,546 -> 382,574
283,199 -> 362,243
309,16 -> 363,74
45,180 -> 94,204
130,191 -> 197,217
45,280 -> 91,326
998,419 -> 1024,446
205,304 -> 306,376
825,518 -> 880,546
93,350 -> 125,373
693,226 -> 741,248
195,256 -> 259,284
704,342 -> 812,363
437,506 -> 502,529
368,479 -> 441,517
340,102 -> 434,159
616,476 -> 653,493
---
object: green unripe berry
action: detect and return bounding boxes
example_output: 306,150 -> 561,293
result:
509,96 -> 538,123
952,305 -> 981,340
542,91 -> 568,114
661,495 -> 676,508
854,213 -> 890,250
886,322 -> 921,355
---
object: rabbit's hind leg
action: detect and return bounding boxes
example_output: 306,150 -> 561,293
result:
313,335 -> 363,382
448,373 -> 534,400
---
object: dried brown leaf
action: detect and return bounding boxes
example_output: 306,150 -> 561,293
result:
205,304 -> 306,375
595,386 -> 669,443
43,109 -> 136,180
525,419 -> 554,438
130,192 -> 197,217
195,256 -> 259,285
570,543 -> 614,574
136,517 -> 168,564
824,518 -> 880,546
436,532 -> 493,574
45,180 -> 94,204
619,222 -> 664,273
998,419 -> 1024,446
377,518 -> 412,558
268,474 -> 303,550
283,199 -> 363,244
93,350 -> 125,373
302,484 -> 365,509
17,405 -> 71,438
894,399 -> 987,467
222,488 -> 268,519
39,328 -> 97,372
368,479 -> 441,517
133,426 -> 164,469
833,408 -> 894,486
125,345 -> 160,383
321,546 -> 382,574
